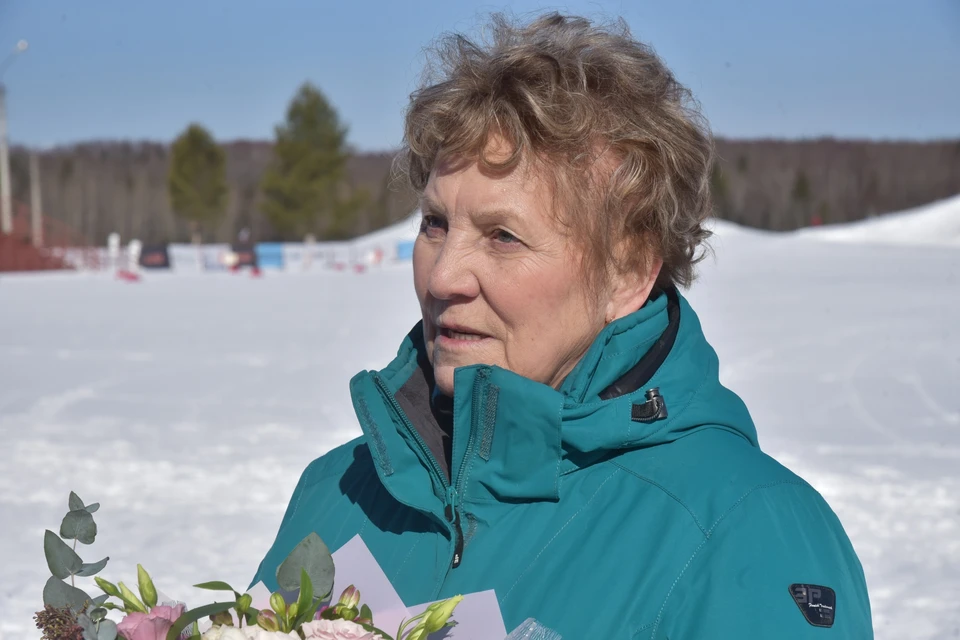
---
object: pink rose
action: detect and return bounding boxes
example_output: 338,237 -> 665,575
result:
300,619 -> 383,640
117,604 -> 186,640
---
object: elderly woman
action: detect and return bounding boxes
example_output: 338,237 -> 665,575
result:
254,14 -> 872,639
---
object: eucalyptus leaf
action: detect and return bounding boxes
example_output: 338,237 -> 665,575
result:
85,503 -> 100,514
60,509 -> 97,545
43,576 -> 91,610
76,557 -> 110,577
90,607 -> 108,622
276,533 -> 334,597
92,594 -> 110,607
165,602 -> 234,640
69,492 -> 85,512
97,619 -> 118,640
78,613 -> 97,640
44,530 -> 83,579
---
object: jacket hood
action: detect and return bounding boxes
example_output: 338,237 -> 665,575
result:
349,289 -> 758,514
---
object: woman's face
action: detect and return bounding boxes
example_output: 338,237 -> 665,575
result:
414,142 -> 651,396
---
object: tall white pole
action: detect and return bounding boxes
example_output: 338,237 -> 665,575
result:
0,41 -> 30,236
30,150 -> 42,246
0,85 -> 11,235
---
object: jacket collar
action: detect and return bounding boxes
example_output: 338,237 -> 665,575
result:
349,290 -> 757,516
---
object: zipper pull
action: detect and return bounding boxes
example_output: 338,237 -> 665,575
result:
444,487 -> 464,568
445,505 -> 464,568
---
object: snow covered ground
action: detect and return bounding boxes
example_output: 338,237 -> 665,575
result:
1,203 -> 959,639
794,193 -> 960,247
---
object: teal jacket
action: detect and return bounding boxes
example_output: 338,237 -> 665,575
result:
253,291 -> 872,639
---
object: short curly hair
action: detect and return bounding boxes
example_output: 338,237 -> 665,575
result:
399,12 -> 715,291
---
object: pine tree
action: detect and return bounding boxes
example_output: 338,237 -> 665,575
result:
167,124 -> 227,243
260,83 -> 365,240
791,169 -> 812,227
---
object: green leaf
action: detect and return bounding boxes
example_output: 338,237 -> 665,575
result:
76,557 -> 109,577
193,581 -> 240,599
91,594 -> 110,607
69,492 -> 85,511
137,564 -> 158,609
165,602 -> 234,640
100,603 -> 122,611
276,532 -> 334,597
293,569 -> 313,627
360,604 -> 373,623
44,530 -> 83,579
60,509 -> 97,544
78,613 -> 98,640
85,503 -> 100,514
357,621 -> 396,639
43,576 -> 91,610
97,619 -> 118,640
94,577 -> 121,598
89,608 -> 108,623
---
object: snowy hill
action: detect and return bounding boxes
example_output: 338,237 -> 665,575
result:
1,207 -> 958,639
795,193 -> 960,247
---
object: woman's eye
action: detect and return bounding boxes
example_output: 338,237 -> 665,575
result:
420,215 -> 446,237
493,229 -> 520,244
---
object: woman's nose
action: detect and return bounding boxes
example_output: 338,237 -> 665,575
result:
427,238 -> 481,301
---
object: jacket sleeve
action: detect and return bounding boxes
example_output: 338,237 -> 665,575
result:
650,482 -> 873,640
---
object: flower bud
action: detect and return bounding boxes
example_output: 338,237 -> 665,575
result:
270,592 -> 287,618
117,581 -> 148,614
236,594 -> 253,616
419,595 -> 463,634
210,611 -> 234,627
337,586 -> 360,610
257,609 -> 279,632
94,577 -> 121,598
287,602 -> 299,620
137,564 -> 159,610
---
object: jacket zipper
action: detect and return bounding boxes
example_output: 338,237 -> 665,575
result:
373,373 -> 465,569
444,486 -> 464,568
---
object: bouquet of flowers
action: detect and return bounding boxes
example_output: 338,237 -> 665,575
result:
34,492 -> 462,640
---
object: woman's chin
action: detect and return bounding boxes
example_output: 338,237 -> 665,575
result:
432,367 -> 456,397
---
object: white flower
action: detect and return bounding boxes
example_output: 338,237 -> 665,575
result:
202,626 -> 242,640
202,625 -> 298,640
300,618 -> 384,640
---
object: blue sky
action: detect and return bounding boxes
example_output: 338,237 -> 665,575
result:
1,0 -> 958,150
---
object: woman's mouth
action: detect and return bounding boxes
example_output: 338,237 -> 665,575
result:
436,326 -> 490,347
441,328 -> 484,341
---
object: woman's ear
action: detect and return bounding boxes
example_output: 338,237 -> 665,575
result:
605,255 -> 664,323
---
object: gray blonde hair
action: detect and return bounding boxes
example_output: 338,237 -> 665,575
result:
400,12 -> 714,290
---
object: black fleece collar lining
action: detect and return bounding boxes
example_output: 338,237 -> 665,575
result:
393,288 -> 681,479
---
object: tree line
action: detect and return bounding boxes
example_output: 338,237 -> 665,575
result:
4,82 -> 959,245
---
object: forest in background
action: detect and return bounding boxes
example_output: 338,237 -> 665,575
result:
6,137 -> 960,246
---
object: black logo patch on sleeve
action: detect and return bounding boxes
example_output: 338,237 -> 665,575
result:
789,584 -> 836,628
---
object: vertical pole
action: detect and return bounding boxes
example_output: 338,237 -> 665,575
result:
0,85 -> 12,235
30,150 -> 42,246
